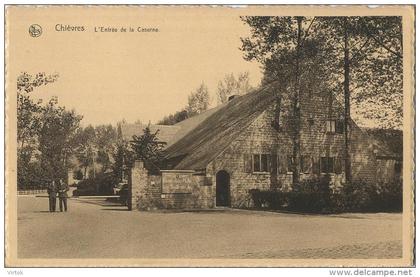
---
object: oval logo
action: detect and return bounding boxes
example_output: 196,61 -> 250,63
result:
29,24 -> 42,37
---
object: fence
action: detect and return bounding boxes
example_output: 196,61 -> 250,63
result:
18,185 -> 48,195
18,188 -> 48,195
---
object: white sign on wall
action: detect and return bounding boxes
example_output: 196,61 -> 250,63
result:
161,171 -> 195,193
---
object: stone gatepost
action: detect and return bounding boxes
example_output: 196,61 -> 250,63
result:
128,160 -> 148,211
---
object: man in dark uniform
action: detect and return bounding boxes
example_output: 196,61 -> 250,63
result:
47,180 -> 57,212
58,179 -> 69,212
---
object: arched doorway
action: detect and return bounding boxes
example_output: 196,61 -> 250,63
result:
216,170 -> 230,207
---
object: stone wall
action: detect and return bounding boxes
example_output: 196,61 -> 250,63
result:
206,91 -> 379,208
129,162 -> 213,210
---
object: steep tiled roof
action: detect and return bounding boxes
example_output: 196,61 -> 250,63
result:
163,85 -> 278,170
171,104 -> 227,143
363,128 -> 403,159
121,123 -> 180,147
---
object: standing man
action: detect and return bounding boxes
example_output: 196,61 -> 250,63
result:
58,179 -> 69,212
47,180 -> 57,212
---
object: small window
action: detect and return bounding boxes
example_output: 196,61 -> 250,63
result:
271,154 -> 278,174
326,120 -> 336,133
253,154 -> 261,172
261,154 -> 269,172
334,158 -> 343,174
300,156 -> 311,173
278,155 -> 288,174
287,156 -> 293,173
312,157 -> 320,174
336,120 -> 344,134
253,154 -> 270,173
395,161 -> 402,175
320,157 -> 334,173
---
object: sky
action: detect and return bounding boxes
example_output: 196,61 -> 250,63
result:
8,7 -> 263,126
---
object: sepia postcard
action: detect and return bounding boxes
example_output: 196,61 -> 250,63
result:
4,5 -> 415,267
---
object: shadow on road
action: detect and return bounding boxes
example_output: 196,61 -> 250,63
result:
100,208 -> 129,211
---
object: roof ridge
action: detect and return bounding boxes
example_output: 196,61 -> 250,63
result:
163,86 -> 276,169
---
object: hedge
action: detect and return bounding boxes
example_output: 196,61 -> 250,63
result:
249,178 -> 402,213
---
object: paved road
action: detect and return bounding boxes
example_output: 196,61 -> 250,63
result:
17,196 -> 402,259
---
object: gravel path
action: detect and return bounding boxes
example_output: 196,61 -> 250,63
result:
18,196 -> 402,259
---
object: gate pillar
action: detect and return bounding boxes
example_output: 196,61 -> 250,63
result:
128,160 -> 148,211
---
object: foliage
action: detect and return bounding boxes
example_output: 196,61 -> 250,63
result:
217,72 -> 253,103
73,169 -> 84,181
94,124 -> 117,172
292,175 -> 331,194
112,140 -> 134,181
240,16 -> 403,185
130,124 -> 166,174
186,82 -> 210,116
38,97 -> 83,181
249,178 -> 402,213
73,124 -> 118,178
73,125 -> 96,178
241,16 -> 318,185
341,179 -> 402,212
17,72 -> 82,189
17,160 -> 46,190
157,109 -> 189,125
313,17 -> 402,129
364,127 -> 403,160
158,82 -> 210,125
73,172 -> 119,196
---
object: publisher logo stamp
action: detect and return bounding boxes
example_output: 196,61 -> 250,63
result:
29,24 -> 42,37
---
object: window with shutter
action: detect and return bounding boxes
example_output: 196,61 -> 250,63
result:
336,120 -> 344,134
334,158 -> 343,174
287,156 -> 294,172
312,157 -> 320,174
253,154 -> 261,172
300,155 -> 311,173
243,154 -> 252,173
261,154 -> 269,172
278,155 -> 287,174
271,154 -> 278,174
321,157 -> 334,173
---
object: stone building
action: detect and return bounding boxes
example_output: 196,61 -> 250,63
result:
129,83 -> 402,210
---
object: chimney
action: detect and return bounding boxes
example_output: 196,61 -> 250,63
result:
228,95 -> 238,101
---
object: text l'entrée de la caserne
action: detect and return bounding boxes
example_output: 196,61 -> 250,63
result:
55,24 -> 159,33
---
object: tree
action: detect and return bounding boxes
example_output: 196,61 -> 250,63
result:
94,124 -> 117,173
38,97 -> 82,182
112,141 -> 134,182
157,109 -> 189,125
130,124 -> 166,174
217,72 -> 253,103
315,16 -> 403,181
186,83 -> 210,116
352,17 -> 403,128
241,16 -> 317,185
241,16 -> 403,184
112,122 -> 134,182
158,82 -> 210,125
17,72 -> 59,162
74,125 -> 97,178
16,72 -> 62,189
